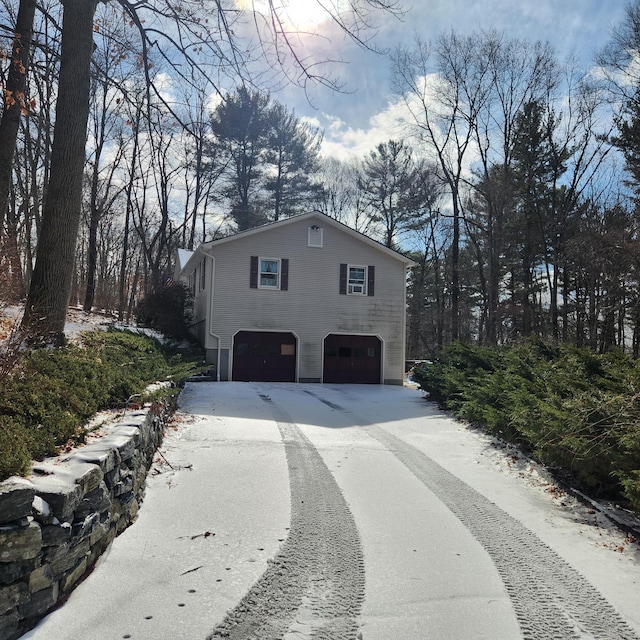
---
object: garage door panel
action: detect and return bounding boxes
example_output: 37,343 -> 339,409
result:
233,331 -> 296,382
323,334 -> 381,384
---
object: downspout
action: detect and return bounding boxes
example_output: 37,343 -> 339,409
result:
401,263 -> 410,385
199,248 -> 221,381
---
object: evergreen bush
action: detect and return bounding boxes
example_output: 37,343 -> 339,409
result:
413,340 -> 640,512
135,282 -> 193,340
0,328 -> 202,481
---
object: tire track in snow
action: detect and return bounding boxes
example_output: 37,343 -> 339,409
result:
365,423 -> 640,640
207,391 -> 365,640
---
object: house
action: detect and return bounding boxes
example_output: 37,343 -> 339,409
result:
176,211 -> 415,384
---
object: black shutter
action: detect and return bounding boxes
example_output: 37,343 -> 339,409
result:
250,256 -> 258,288
339,263 -> 347,294
367,265 -> 375,296
281,258 -> 289,291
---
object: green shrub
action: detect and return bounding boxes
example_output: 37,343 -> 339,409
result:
414,341 -> 501,407
135,282 -> 193,340
0,418 -> 32,479
414,340 -> 640,512
0,328 -> 202,481
620,471 -> 640,510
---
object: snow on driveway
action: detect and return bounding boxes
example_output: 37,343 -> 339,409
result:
22,382 -> 640,640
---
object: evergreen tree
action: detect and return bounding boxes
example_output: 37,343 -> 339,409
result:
358,140 -> 439,249
465,163 -> 517,344
508,100 -> 568,337
507,100 -> 553,336
612,93 -> 640,201
263,102 -> 323,221
210,89 -> 325,230
210,87 -> 272,231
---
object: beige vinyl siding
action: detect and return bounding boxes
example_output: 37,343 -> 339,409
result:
206,215 -> 408,382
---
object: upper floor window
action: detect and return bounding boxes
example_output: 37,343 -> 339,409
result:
250,256 -> 289,291
259,258 -> 280,288
340,263 -> 375,296
348,266 -> 366,294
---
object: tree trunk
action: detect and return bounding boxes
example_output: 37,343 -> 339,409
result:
0,0 -> 36,228
83,203 -> 99,311
83,136 -> 103,312
21,0 -> 99,343
118,203 -> 132,322
451,198 -> 460,341
4,200 -> 26,299
0,0 -> 36,299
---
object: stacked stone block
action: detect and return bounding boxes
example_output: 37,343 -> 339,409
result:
0,399 -> 173,640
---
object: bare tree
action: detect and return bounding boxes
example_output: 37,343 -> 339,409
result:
0,0 -> 36,300
392,32 -> 494,340
18,0 -> 404,342
22,0 -> 99,343
313,157 -> 358,223
178,81 -> 223,250
83,29 -> 133,311
134,118 -> 181,291
597,1 -> 640,105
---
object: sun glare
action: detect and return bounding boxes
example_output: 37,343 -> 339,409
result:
281,0 -> 331,29
238,0 -> 333,30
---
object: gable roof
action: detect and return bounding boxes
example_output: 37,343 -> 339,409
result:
176,248 -> 195,271
182,211 -> 416,272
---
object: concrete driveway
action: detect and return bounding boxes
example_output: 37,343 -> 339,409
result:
22,382 -> 640,639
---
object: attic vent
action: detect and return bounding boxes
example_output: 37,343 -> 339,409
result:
308,225 -> 323,248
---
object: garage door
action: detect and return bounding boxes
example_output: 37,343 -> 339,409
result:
323,334 -> 381,384
232,331 -> 296,382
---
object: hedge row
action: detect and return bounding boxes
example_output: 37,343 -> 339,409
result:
413,340 -> 640,512
0,329 -> 202,482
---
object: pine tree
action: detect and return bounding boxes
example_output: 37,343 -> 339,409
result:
612,93 -> 640,201
263,102 -> 323,221
210,87 -> 272,231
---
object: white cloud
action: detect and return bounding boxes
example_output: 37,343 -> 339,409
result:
288,0 -> 628,163
319,97 -> 412,160
317,71 -> 470,163
300,115 -> 322,129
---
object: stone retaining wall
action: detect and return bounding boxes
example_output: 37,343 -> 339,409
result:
0,398 -> 175,640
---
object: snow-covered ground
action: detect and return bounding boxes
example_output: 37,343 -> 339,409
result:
0,305 -> 115,343
21,382 -> 640,640
0,304 -> 169,338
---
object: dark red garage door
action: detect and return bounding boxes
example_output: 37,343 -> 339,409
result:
323,334 -> 381,384
232,331 -> 296,382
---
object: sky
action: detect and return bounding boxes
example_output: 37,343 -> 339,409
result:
262,0 -> 630,160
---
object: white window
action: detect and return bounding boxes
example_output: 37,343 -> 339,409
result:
259,258 -> 280,289
348,265 -> 366,295
199,258 -> 206,291
308,225 -> 323,247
